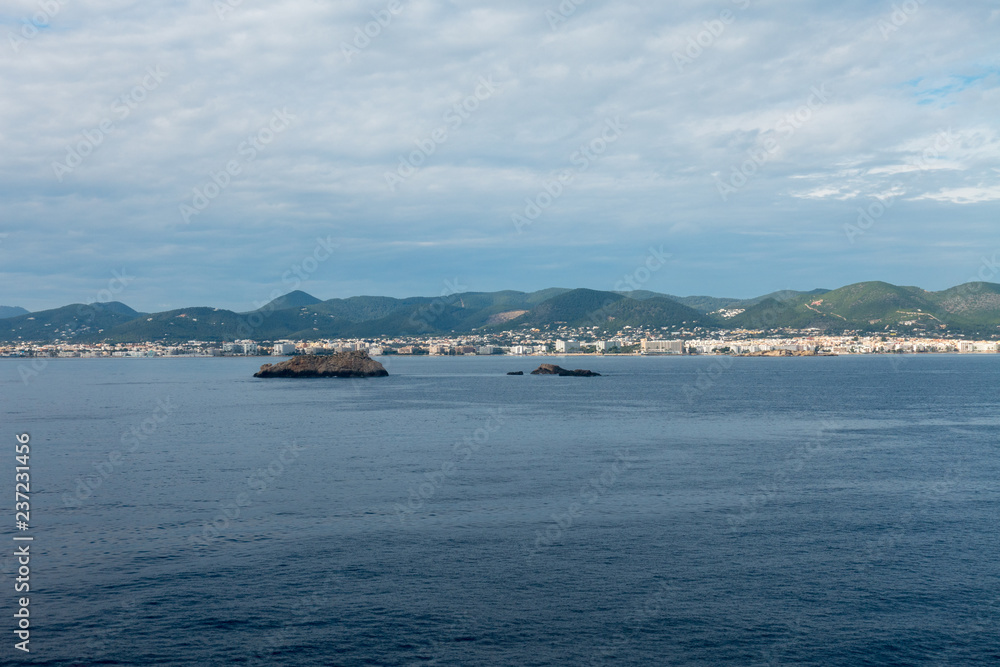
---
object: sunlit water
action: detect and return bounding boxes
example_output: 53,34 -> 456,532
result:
1,354 -> 998,665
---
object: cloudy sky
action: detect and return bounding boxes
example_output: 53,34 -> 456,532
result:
1,0 -> 998,312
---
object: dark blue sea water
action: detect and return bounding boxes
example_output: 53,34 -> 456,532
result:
1,354 -> 999,665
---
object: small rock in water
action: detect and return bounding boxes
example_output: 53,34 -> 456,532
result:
254,351 -> 388,378
529,364 -> 600,377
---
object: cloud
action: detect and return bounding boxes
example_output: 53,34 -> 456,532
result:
911,184 -> 1000,204
0,0 -> 998,310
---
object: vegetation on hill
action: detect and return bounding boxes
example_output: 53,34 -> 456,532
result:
1,302 -> 144,342
0,306 -> 29,319
505,289 -> 709,333
5,282 -> 1000,343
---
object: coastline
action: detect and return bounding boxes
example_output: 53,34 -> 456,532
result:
6,350 -> 1000,361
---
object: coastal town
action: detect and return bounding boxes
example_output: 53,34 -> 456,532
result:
1,325 -> 998,358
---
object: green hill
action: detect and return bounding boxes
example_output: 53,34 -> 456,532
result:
92,290 -> 580,342
256,290 -> 322,312
924,282 -> 1000,334
1,302 -> 144,342
7,282 -> 1000,343
0,306 -> 29,319
726,282 -> 1000,334
618,289 -> 830,314
99,307 -> 246,343
505,288 -> 710,333
729,282 -> 927,330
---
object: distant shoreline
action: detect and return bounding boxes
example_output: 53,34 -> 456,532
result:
5,351 -> 1000,361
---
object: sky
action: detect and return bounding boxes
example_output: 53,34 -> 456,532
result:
1,0 -> 998,313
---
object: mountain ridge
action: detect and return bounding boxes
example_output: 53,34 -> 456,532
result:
4,282 -> 1000,343
0,306 -> 29,319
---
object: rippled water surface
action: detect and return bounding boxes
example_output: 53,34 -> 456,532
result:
2,354 -> 999,665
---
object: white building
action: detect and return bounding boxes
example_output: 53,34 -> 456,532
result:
225,340 -> 259,355
555,340 -> 581,353
595,341 -> 618,352
641,339 -> 684,354
273,342 -> 296,356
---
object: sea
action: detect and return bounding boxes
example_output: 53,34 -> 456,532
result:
1,354 -> 998,666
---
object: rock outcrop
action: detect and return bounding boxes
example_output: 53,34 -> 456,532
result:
507,371 -> 524,375
530,364 -> 601,377
254,351 -> 388,378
